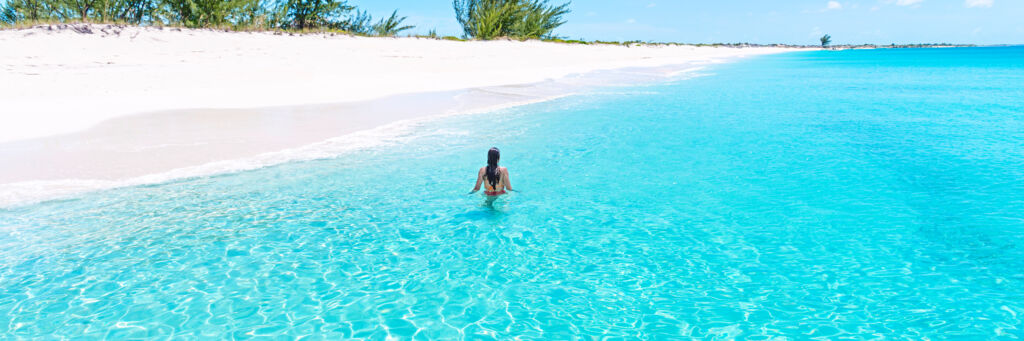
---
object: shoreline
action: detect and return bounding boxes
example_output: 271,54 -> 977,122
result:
0,25 -> 798,207
1,24 -> 794,143
0,62 -> 715,207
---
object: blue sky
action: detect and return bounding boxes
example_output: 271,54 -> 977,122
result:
350,0 -> 1024,45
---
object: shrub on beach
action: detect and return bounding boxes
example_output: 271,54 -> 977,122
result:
338,8 -> 371,33
280,0 -> 351,30
0,0 -> 414,35
159,0 -> 245,28
453,0 -> 570,40
372,10 -> 413,36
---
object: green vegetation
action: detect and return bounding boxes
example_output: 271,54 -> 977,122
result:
0,0 -> 414,35
339,9 -> 371,33
453,0 -> 570,40
1,1 -> 977,50
283,0 -> 352,30
372,10 -> 413,36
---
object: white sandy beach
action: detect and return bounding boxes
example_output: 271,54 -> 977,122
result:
0,24 -> 797,206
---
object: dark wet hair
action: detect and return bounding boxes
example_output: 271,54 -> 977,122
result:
486,147 -> 501,190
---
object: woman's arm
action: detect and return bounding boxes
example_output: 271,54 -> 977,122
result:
469,167 -> 484,194
503,168 -> 513,191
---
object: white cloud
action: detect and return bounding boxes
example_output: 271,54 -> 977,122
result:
895,0 -> 923,6
626,18 -> 636,24
964,0 -> 993,8
827,1 -> 843,10
646,3 -> 657,8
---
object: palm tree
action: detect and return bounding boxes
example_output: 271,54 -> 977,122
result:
820,34 -> 831,48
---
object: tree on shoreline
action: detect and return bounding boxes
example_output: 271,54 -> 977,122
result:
820,34 -> 831,48
108,0 -> 158,24
1,0 -> 52,24
160,0 -> 232,27
283,0 -> 351,29
453,0 -> 570,40
0,0 -> 413,34
63,0 -> 102,22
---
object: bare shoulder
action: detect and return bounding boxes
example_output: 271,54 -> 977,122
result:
500,167 -> 509,173
479,167 -> 487,174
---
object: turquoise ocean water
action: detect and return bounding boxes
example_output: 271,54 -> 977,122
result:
2,47 -> 1024,339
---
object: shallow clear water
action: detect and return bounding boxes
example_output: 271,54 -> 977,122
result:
2,47 -> 1024,339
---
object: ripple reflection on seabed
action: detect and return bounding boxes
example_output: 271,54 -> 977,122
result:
450,196 -> 510,223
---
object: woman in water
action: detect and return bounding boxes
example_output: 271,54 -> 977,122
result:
470,147 -> 514,196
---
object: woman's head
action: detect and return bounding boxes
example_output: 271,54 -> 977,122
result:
487,147 -> 500,166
